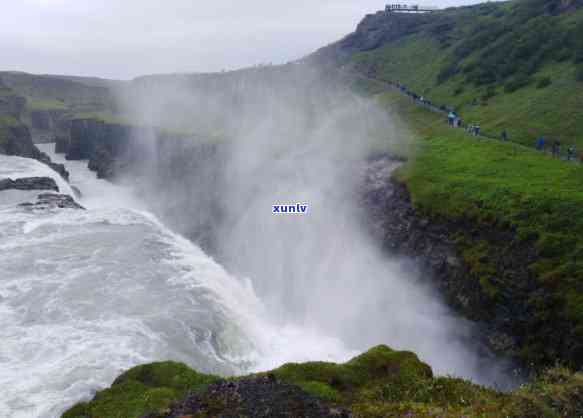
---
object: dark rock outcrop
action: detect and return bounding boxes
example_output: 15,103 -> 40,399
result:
362,156 -> 543,363
0,92 -> 26,121
312,11 -> 431,65
142,375 -> 350,418
0,176 -> 58,192
58,119 -> 225,250
65,119 -> 138,179
0,124 -> 69,181
19,193 -> 84,210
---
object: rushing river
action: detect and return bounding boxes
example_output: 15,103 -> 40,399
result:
0,144 -> 353,418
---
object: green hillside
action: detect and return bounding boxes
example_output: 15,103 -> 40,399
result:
62,346 -> 583,418
348,0 -> 583,148
317,0 -> 583,371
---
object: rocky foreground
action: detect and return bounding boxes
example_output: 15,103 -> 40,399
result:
62,345 -> 583,418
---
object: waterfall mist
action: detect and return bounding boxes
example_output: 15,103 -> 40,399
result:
114,63 -> 516,387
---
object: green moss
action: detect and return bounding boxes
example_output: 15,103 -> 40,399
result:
112,361 -> 218,392
61,362 -> 219,418
270,345 -> 432,405
61,347 -> 583,417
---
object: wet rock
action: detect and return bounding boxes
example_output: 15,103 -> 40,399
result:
55,135 -> 70,153
0,177 -> 59,192
143,375 -> 350,418
88,145 -> 115,179
19,193 -> 84,210
0,124 -> 70,181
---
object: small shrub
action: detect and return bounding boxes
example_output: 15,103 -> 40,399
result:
505,74 -> 531,93
437,63 -> 459,84
536,76 -> 552,89
481,85 -> 497,100
453,86 -> 465,96
555,48 -> 571,62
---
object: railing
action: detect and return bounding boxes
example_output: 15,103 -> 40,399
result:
385,4 -> 439,13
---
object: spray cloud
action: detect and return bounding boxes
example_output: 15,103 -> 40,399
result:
114,62 -> 515,387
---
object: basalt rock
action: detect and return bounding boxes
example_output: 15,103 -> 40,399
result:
0,124 -> 70,181
0,176 -> 59,192
142,375 -> 350,418
0,94 -> 26,120
21,193 -> 84,210
362,155 -> 539,364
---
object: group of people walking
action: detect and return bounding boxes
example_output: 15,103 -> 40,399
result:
387,78 -> 582,164
535,136 -> 579,161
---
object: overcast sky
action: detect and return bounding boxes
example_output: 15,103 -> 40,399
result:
2,0 -> 493,80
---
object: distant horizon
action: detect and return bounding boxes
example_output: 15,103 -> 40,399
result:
2,0 -> 502,80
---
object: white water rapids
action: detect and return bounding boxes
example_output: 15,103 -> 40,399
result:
0,144 -> 354,418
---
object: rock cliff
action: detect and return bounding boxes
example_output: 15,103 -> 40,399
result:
361,155 -> 572,368
0,77 -> 69,180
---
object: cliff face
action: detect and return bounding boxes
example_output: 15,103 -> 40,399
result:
0,77 -> 69,180
0,124 -> 69,180
361,156 -> 581,369
312,11 -> 431,64
0,77 -> 26,120
30,109 -> 68,131
0,71 -> 113,112
57,120 -> 225,250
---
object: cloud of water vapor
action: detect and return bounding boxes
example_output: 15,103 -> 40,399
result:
115,62 -> 515,387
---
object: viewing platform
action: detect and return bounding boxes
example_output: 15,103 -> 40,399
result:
385,4 -> 439,13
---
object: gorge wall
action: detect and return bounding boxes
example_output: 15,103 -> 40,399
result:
362,156 -> 581,371
0,77 -> 69,180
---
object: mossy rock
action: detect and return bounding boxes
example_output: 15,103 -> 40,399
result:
60,347 -> 583,418
270,345 -> 433,403
61,362 -> 219,418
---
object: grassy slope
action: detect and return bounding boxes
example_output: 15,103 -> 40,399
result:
344,0 -> 583,368
26,97 -> 67,111
351,1 -> 583,147
379,88 -> 583,367
61,346 -> 583,418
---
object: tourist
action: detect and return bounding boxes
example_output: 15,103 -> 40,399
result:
552,140 -> 561,158
501,130 -> 508,141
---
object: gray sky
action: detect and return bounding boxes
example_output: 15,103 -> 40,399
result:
2,0 -> 492,80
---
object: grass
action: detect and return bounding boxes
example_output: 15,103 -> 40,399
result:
61,345 -> 583,418
349,1 -> 583,149
0,115 -> 20,127
26,97 -> 67,111
71,111 -> 130,125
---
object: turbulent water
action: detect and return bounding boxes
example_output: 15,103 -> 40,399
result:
0,145 -> 354,418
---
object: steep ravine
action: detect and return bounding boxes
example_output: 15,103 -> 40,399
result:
55,118 -> 534,367
361,155 -> 563,371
